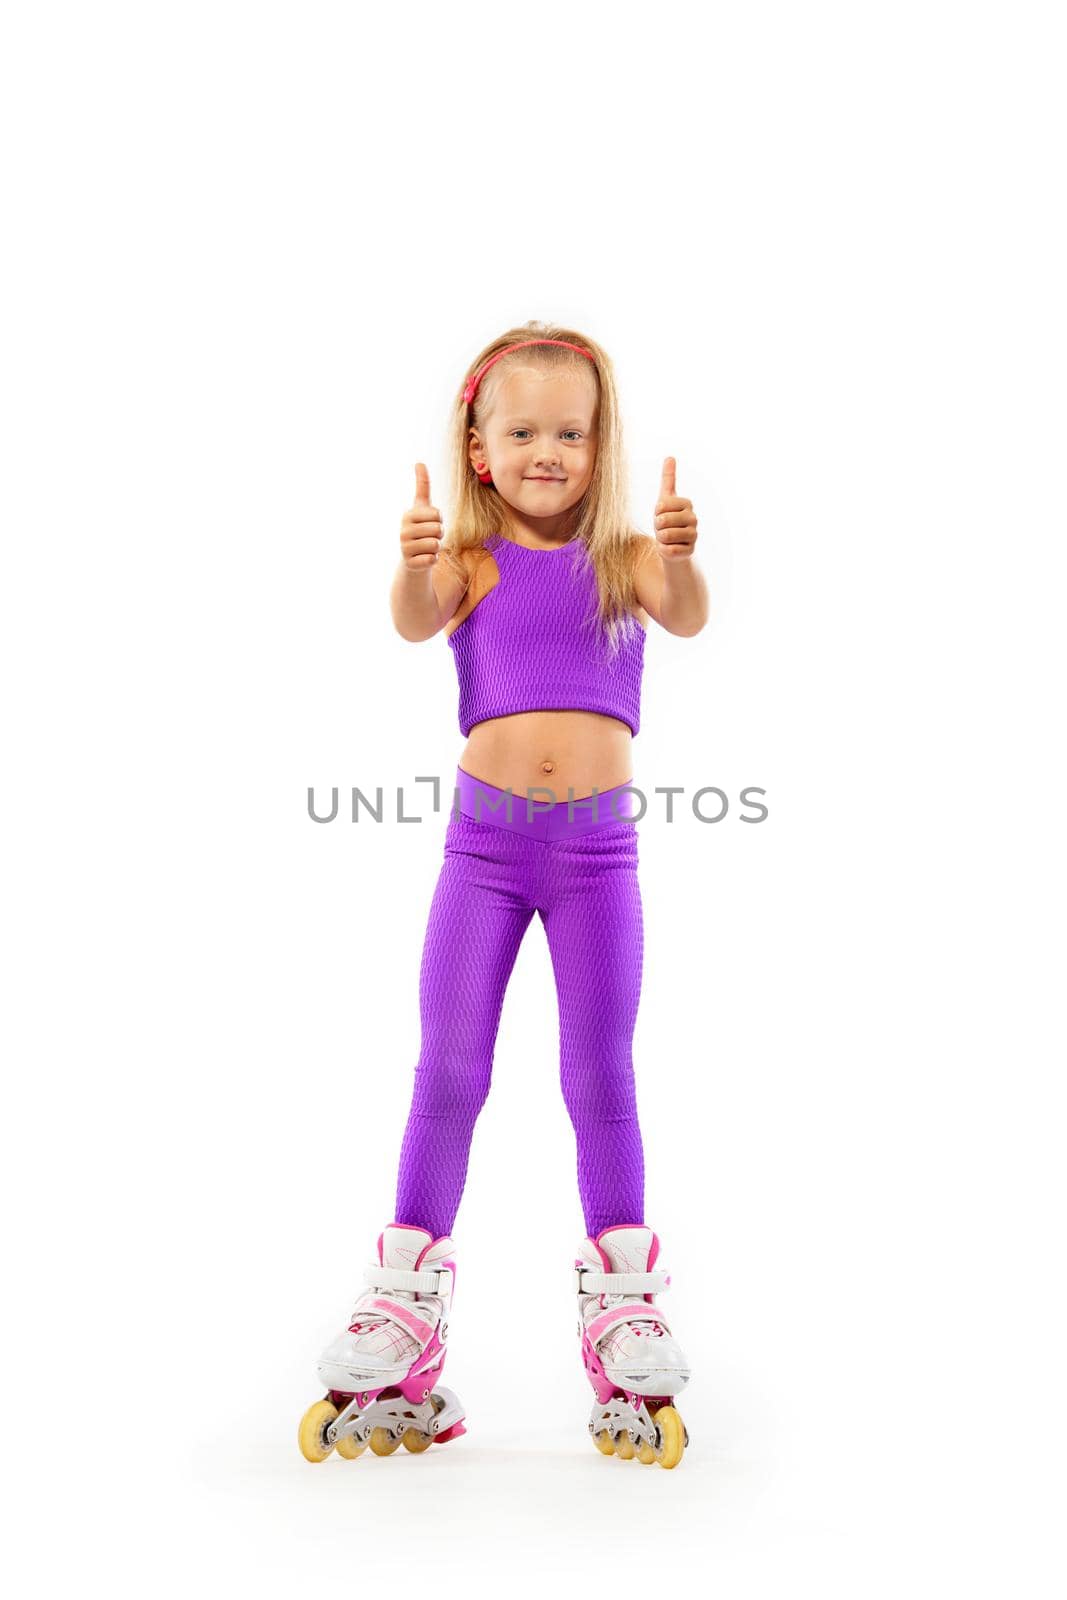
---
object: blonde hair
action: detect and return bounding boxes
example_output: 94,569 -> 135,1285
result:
441,319 -> 645,654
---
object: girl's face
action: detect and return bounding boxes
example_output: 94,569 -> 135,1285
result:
469,366 -> 598,528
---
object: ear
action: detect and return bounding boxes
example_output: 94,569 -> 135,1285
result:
467,426 -> 485,469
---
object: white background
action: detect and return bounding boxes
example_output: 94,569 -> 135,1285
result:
3,2 -> 1064,1596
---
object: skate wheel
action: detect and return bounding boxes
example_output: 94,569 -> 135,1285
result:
298,1399 -> 338,1463
335,1431 -> 366,1459
637,1440 -> 656,1465
615,1432 -> 636,1460
593,1429 -> 616,1456
402,1429 -> 433,1453
652,1406 -> 685,1470
369,1426 -> 401,1456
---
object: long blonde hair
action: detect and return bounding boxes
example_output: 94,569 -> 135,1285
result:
441,319 -> 645,654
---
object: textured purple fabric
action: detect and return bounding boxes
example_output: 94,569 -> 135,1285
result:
447,533 -> 645,737
453,763 -> 640,839
394,767 -> 645,1237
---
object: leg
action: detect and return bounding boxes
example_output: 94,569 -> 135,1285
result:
394,820 -> 535,1236
539,827 -> 645,1236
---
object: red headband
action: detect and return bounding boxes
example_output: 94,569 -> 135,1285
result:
462,339 -> 596,407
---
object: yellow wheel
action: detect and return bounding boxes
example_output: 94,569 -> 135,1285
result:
335,1431 -> 366,1459
615,1432 -> 636,1460
637,1440 -> 656,1465
594,1428 -> 616,1455
369,1426 -> 401,1456
652,1406 -> 685,1470
298,1399 -> 338,1463
402,1429 -> 433,1453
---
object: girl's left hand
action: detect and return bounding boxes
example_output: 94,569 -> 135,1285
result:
654,457 -> 698,559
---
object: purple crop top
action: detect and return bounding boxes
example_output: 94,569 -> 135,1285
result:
446,532 -> 645,737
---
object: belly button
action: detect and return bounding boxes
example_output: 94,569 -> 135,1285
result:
541,760 -> 555,774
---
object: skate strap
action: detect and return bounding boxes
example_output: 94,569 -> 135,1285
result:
363,1265 -> 453,1297
363,1296 -> 438,1344
575,1268 -> 669,1296
585,1300 -> 672,1346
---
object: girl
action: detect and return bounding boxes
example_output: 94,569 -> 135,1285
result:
299,322 -> 707,1470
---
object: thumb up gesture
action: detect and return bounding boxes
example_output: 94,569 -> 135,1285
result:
400,463 -> 444,570
654,457 -> 698,560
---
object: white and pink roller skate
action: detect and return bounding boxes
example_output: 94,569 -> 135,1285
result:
576,1224 -> 691,1468
298,1223 -> 466,1461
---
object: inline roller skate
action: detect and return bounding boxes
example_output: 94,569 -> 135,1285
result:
576,1224 -> 690,1469
298,1223 -> 466,1462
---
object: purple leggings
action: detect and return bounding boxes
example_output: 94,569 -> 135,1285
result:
394,765 -> 645,1238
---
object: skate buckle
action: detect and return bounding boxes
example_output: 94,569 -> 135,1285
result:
574,1267 -> 669,1295
363,1265 -> 454,1296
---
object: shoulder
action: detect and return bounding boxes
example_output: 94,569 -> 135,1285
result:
438,542 -> 501,637
432,543 -> 475,620
450,541 -> 497,575
436,542 -> 488,596
627,534 -> 659,573
628,534 -> 664,626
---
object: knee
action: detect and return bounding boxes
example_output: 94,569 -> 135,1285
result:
409,1051 -> 492,1122
560,1050 -> 638,1126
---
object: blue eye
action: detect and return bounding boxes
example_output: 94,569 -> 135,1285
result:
510,430 -> 583,441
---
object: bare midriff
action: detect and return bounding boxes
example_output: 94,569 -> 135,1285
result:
457,711 -> 635,804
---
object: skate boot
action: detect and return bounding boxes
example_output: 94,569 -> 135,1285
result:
298,1222 -> 466,1462
576,1223 -> 690,1469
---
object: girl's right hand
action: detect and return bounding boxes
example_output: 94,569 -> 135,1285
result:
400,463 -> 443,570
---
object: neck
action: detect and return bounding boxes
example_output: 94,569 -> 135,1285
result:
502,506 -> 578,545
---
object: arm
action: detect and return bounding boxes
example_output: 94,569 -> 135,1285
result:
631,457 -> 708,636
631,536 -> 709,637
390,554 -> 469,642
391,461 -> 470,641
